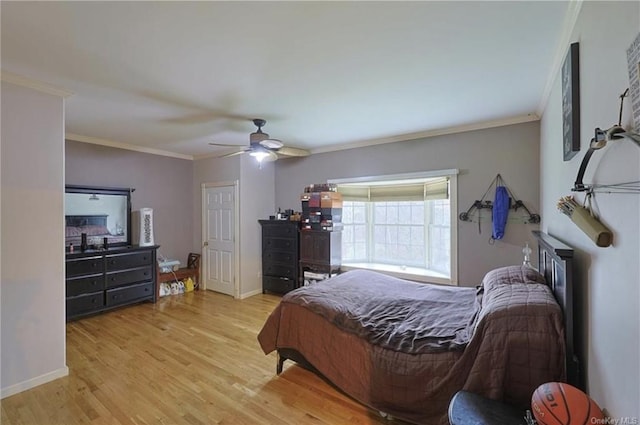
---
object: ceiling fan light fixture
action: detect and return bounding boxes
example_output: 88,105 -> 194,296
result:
209,118 -> 308,164
249,149 -> 271,163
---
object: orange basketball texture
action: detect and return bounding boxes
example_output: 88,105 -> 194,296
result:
531,382 -> 604,425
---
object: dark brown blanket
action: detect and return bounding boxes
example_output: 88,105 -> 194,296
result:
282,270 -> 478,353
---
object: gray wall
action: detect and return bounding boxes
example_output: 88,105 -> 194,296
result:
540,2 -> 639,416
1,82 -> 68,396
193,154 -> 275,297
275,121 -> 541,286
239,155 -> 276,296
65,140 -> 193,263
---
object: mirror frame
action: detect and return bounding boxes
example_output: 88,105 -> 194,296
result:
65,185 -> 133,248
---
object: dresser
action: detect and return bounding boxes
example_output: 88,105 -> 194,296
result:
65,245 -> 159,321
299,229 -> 342,279
259,220 -> 300,294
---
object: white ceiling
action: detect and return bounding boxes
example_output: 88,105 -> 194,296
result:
1,1 -> 573,159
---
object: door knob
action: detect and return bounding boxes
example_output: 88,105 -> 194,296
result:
204,241 -> 209,247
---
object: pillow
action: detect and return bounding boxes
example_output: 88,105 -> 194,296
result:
471,265 -> 549,332
65,226 -> 82,237
477,265 -> 546,304
482,265 -> 546,287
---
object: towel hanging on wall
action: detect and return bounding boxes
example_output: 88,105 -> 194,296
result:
492,185 -> 510,240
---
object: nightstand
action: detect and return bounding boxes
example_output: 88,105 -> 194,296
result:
448,391 -> 529,425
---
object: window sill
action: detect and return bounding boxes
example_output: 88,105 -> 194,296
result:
341,263 -> 455,286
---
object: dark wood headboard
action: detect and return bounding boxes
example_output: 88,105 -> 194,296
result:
532,230 -> 581,389
66,214 -> 108,227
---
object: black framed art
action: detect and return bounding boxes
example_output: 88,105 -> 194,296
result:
562,42 -> 580,161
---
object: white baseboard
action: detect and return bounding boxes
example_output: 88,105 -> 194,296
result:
1,366 -> 69,399
239,288 -> 263,299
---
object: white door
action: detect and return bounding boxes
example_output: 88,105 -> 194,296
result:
202,183 -> 237,296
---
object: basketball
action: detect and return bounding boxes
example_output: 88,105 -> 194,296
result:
531,382 -> 604,425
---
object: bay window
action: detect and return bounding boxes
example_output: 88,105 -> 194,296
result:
331,170 -> 458,285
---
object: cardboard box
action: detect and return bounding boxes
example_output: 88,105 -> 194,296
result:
320,191 -> 343,208
309,193 -> 321,207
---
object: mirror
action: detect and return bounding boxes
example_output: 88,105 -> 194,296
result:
65,185 -> 132,250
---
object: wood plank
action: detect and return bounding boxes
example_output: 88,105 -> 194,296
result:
1,291 -> 401,425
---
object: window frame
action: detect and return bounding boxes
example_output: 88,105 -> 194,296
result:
329,169 -> 458,285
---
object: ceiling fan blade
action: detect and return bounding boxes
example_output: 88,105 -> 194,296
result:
218,149 -> 249,158
276,146 -> 311,157
209,142 -> 245,147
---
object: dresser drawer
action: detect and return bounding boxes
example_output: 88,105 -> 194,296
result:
263,237 -> 297,253
67,292 -> 104,317
263,250 -> 298,265
106,266 -> 153,288
106,282 -> 154,307
66,256 -> 103,277
67,273 -> 104,297
264,263 -> 297,279
262,223 -> 298,238
263,276 -> 296,294
106,250 -> 153,271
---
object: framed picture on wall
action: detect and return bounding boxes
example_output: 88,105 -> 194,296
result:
562,42 -> 580,161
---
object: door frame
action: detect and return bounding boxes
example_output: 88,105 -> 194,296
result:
201,180 -> 240,299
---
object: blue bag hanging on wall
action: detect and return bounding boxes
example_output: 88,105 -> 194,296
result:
492,186 -> 510,240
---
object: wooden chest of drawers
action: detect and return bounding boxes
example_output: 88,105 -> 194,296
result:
65,245 -> 158,321
299,229 -> 342,279
259,220 -> 300,294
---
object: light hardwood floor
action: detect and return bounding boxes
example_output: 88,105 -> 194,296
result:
1,291 -> 399,425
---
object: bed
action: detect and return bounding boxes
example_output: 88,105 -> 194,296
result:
257,231 -> 579,425
65,214 -> 127,247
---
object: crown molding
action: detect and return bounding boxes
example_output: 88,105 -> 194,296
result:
0,70 -> 73,98
66,133 -> 194,160
537,0 -> 584,115
310,113 -> 540,155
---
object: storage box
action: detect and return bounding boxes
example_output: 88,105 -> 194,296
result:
308,193 -> 321,207
320,221 -> 343,231
321,208 -> 342,221
320,191 -> 343,208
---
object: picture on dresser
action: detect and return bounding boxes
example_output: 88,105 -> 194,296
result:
65,185 -> 133,250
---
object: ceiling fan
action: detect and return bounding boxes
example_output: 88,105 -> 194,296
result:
209,118 -> 310,163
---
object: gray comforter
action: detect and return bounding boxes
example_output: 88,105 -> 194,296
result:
285,270 -> 478,353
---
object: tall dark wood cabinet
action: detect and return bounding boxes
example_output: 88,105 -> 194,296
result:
299,230 -> 342,278
66,245 -> 159,321
259,220 -> 300,294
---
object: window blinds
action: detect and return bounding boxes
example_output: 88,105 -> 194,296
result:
338,177 -> 449,202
